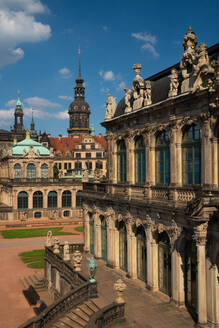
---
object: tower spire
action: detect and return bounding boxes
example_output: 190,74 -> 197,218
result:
78,47 -> 81,78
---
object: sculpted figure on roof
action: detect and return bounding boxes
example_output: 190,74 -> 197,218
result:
143,80 -> 152,106
132,64 -> 145,110
104,94 -> 116,120
168,69 -> 179,97
124,88 -> 132,113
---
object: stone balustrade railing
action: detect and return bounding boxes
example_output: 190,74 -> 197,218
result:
18,282 -> 97,328
85,302 -> 125,328
0,177 -> 82,185
83,182 -> 216,204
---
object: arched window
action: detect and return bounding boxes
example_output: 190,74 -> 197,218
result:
135,136 -> 146,184
48,191 -> 57,208
155,131 -> 170,184
96,160 -> 103,169
33,191 -> 43,209
27,163 -> 36,180
76,190 -> 82,208
62,190 -> 72,208
117,139 -> 126,183
41,163 -> 48,179
182,124 -> 201,185
14,163 -> 21,180
18,191 -> 28,210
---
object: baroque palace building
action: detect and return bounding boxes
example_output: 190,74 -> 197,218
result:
82,28 -> 219,327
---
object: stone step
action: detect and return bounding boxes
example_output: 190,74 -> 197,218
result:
66,312 -> 87,327
59,316 -> 82,328
77,304 -> 94,316
84,300 -> 100,313
92,297 -> 109,309
72,308 -> 90,321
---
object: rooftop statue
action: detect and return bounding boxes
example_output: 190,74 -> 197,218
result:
104,94 -> 116,120
168,69 -> 179,97
124,88 -> 132,113
143,80 -> 152,106
132,64 -> 145,110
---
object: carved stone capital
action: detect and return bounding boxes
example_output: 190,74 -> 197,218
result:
193,222 -> 208,246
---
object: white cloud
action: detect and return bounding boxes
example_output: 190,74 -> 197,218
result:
99,70 -> 115,81
58,95 -> 73,101
0,1 -> 51,68
54,111 -> 68,120
6,99 -> 17,107
103,26 -> 108,31
117,81 -> 126,91
131,32 -> 157,44
0,0 -> 47,14
132,32 -> 159,58
58,67 -> 72,79
0,108 -> 14,126
142,43 -> 159,57
24,97 -> 61,108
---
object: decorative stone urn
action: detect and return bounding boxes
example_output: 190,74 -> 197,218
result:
114,279 -> 127,303
88,256 -> 97,283
53,238 -> 60,254
63,241 -> 70,261
72,250 -> 83,272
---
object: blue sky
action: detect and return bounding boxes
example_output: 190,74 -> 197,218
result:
0,0 -> 219,137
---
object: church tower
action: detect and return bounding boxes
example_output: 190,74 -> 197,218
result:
67,49 -> 90,136
11,90 -> 25,141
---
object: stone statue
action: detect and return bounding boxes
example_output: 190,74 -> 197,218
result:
168,69 -> 179,97
180,27 -> 198,92
114,279 -> 127,303
93,168 -> 103,182
72,250 -> 82,272
192,43 -> 215,93
46,230 -> 53,247
132,64 -> 145,110
124,88 -> 132,113
82,169 -> 89,182
63,241 -> 70,261
143,80 -> 152,106
53,238 -> 60,254
104,94 -> 116,120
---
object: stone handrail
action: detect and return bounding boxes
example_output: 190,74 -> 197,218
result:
85,302 -> 125,328
18,281 -> 97,328
0,178 -> 82,185
45,246 -> 86,286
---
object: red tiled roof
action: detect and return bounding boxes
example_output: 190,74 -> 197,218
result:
49,135 -> 107,157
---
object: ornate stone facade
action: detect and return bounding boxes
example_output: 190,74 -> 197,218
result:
84,28 -> 219,327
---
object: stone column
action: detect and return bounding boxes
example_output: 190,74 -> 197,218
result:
169,128 -> 177,185
144,133 -> 151,185
83,207 -> 90,252
206,255 -> 219,326
145,225 -> 152,288
194,223 -> 208,326
211,138 -> 218,188
171,249 -> 184,306
112,138 -> 117,184
94,220 -> 101,259
150,136 -> 156,185
28,189 -> 33,209
113,227 -> 120,269
150,237 -> 159,291
43,189 -> 47,209
72,188 -> 76,208
106,214 -> 115,267
57,188 -> 62,209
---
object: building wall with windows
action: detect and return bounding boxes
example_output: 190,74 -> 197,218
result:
0,133 -> 82,221
82,29 -> 219,327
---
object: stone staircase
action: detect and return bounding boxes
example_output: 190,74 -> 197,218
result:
50,297 -> 109,328
20,272 -> 45,291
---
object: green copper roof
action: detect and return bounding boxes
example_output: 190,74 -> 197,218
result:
91,123 -> 95,136
16,90 -> 22,107
12,134 -> 50,156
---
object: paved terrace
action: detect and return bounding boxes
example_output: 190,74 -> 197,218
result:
81,258 -> 195,328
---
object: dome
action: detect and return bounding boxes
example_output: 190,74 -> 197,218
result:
68,99 -> 90,114
12,133 -> 50,156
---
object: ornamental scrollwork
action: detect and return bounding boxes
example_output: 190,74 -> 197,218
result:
193,222 -> 208,246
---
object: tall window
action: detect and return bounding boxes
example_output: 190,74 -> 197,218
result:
27,163 -> 36,180
41,163 -> 48,179
135,136 -> 146,184
33,191 -> 43,209
76,190 -> 82,208
18,191 -> 28,210
182,124 -> 201,185
62,190 -> 72,208
14,163 -> 21,180
117,139 -> 126,183
155,131 -> 170,184
48,191 -> 57,208
75,161 -> 82,169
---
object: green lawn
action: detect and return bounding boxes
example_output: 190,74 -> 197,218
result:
74,226 -> 83,232
19,249 -> 45,269
1,227 -> 78,239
